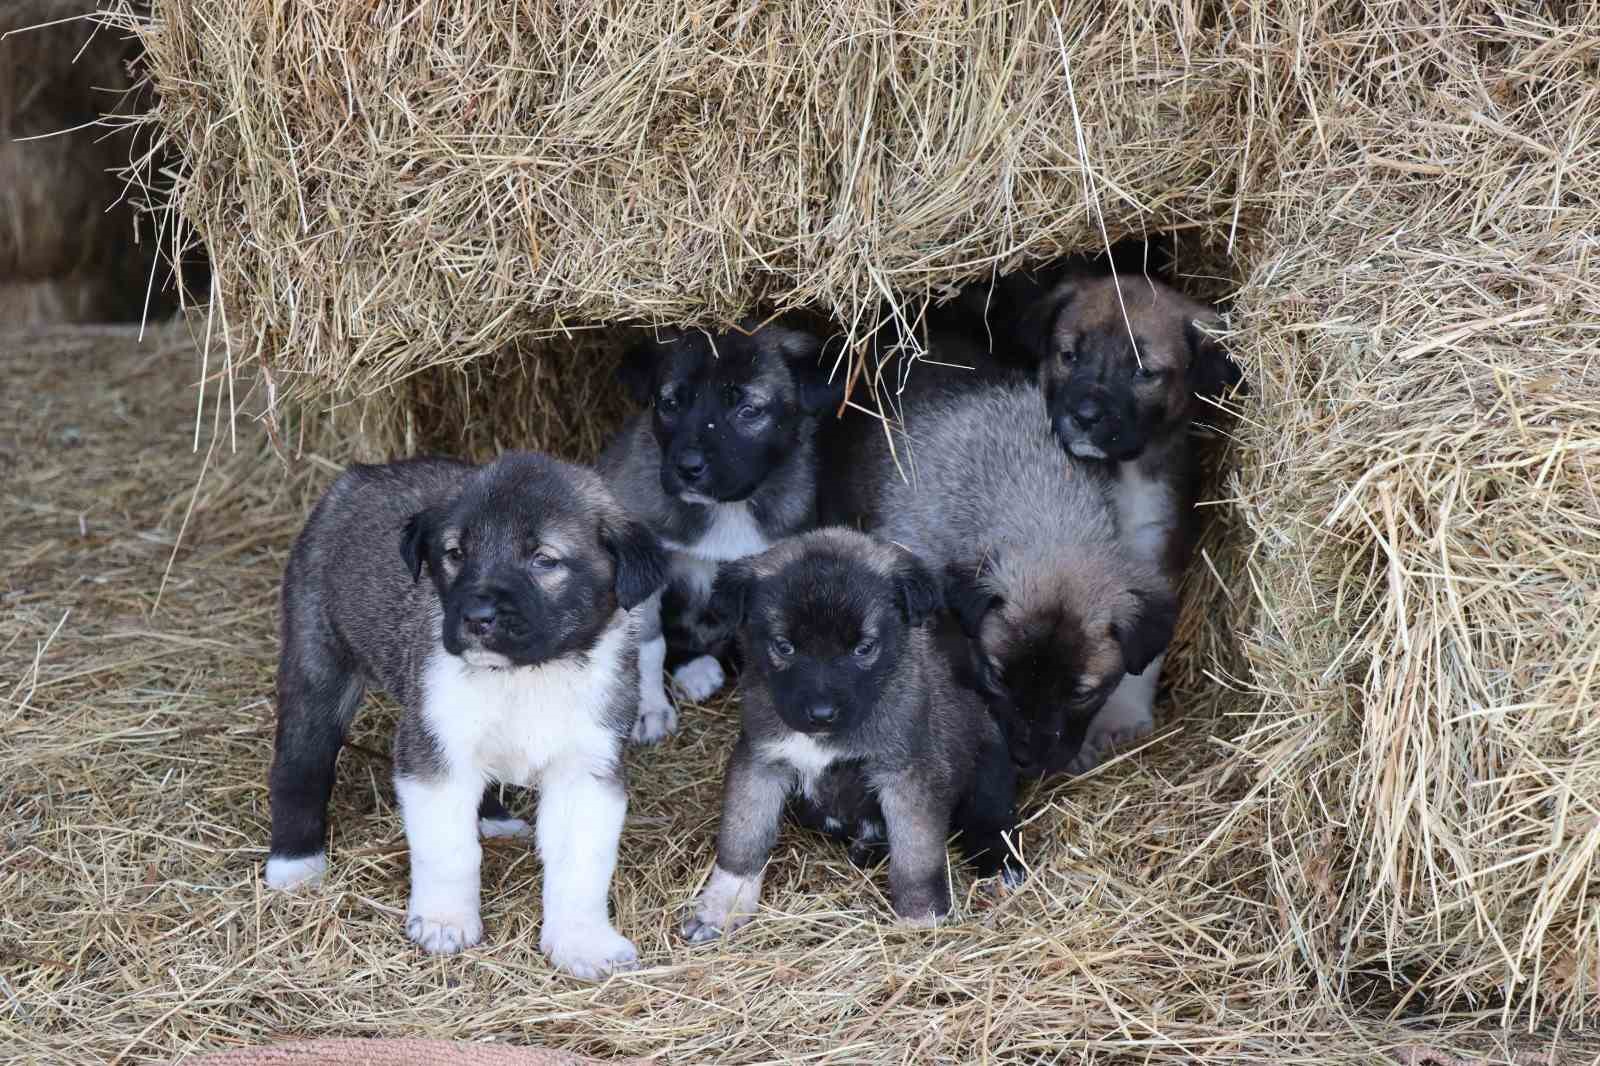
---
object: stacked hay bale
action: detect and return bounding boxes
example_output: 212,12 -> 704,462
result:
0,0 -> 159,323
130,0 -> 1598,1030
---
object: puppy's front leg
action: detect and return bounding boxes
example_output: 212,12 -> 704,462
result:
878,778 -> 954,926
683,740 -> 793,942
395,771 -> 484,955
536,759 -> 638,980
631,590 -> 677,745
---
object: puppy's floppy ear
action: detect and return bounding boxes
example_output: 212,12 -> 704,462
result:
1112,585 -> 1179,676
707,561 -> 756,630
601,517 -> 669,611
399,508 -> 437,582
1015,280 -> 1079,363
772,327 -> 844,415
1186,314 -> 1243,399
943,559 -> 1003,639
616,334 -> 662,405
891,551 -> 944,627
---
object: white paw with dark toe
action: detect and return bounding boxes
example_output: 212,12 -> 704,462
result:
265,852 -> 327,890
671,655 -> 726,702
631,694 -> 678,745
541,924 -> 639,980
406,910 -> 483,955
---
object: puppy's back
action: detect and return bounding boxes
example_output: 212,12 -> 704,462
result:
282,457 -> 473,690
871,381 -> 1118,567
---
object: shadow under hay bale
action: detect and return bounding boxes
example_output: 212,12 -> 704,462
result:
0,0 -> 205,325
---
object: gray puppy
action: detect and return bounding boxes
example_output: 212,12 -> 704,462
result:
682,529 -> 1020,941
827,380 -> 1178,776
265,452 -> 666,978
597,320 -> 842,744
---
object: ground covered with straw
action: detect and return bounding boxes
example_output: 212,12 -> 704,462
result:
2,328 -> 1591,1064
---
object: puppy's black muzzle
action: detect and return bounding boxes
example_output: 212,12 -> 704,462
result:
443,582 -> 537,661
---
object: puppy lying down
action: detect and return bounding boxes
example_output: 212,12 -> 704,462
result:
266,452 -> 666,978
684,528 -> 1022,941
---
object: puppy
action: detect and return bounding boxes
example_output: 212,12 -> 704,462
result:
829,380 -> 1178,774
598,320 -> 842,744
1012,273 -> 1239,766
266,453 -> 667,978
682,529 -> 1020,941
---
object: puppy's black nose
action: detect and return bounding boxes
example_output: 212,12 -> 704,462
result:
462,595 -> 497,635
1071,398 -> 1104,429
807,705 -> 837,725
676,450 -> 709,482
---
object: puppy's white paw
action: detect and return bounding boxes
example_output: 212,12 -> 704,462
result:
631,693 -> 678,746
541,923 -> 638,980
406,909 -> 483,955
682,865 -> 761,943
896,909 -> 946,930
671,655 -> 726,703
265,852 -> 327,890
1067,715 -> 1154,774
478,816 -> 532,840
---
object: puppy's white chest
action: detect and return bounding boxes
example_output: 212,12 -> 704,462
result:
687,502 -> 769,562
760,733 -> 838,797
421,625 -> 625,785
1115,464 -> 1177,564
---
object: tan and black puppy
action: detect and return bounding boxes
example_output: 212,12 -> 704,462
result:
598,320 -> 843,745
828,380 -> 1178,775
1012,273 -> 1238,766
267,453 -> 666,978
682,529 -> 1020,941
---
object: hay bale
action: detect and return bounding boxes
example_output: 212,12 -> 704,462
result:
123,0 -> 1600,1031
1209,10 -> 1600,1023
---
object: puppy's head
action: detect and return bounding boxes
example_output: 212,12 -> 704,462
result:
616,320 -> 842,503
946,551 -> 1176,772
1020,274 -> 1240,462
401,453 -> 667,669
709,529 -> 942,736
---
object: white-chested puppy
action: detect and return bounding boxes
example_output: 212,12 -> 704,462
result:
597,320 -> 843,745
266,452 -> 666,978
683,529 -> 1021,942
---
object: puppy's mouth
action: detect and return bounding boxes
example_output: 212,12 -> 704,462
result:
677,489 -> 720,505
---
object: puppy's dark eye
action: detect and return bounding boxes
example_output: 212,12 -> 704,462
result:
444,546 -> 464,564
1133,364 -> 1161,380
531,551 -> 560,571
852,638 -> 876,658
771,638 -> 794,658
657,393 -> 680,413
1058,345 -> 1077,364
736,403 -> 762,421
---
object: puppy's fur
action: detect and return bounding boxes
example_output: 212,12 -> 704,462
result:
598,320 -> 842,744
828,380 -> 1178,774
682,529 -> 1019,941
267,453 -> 666,978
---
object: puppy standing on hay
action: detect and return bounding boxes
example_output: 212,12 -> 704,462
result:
683,529 -> 1021,941
826,379 -> 1177,775
265,453 -> 667,977
598,321 -> 843,744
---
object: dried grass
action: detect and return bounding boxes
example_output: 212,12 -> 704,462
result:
4,324 -> 1585,1066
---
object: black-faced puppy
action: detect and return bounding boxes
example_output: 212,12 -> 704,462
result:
830,380 -> 1179,775
266,453 -> 667,978
682,529 -> 1020,941
598,320 -> 842,744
